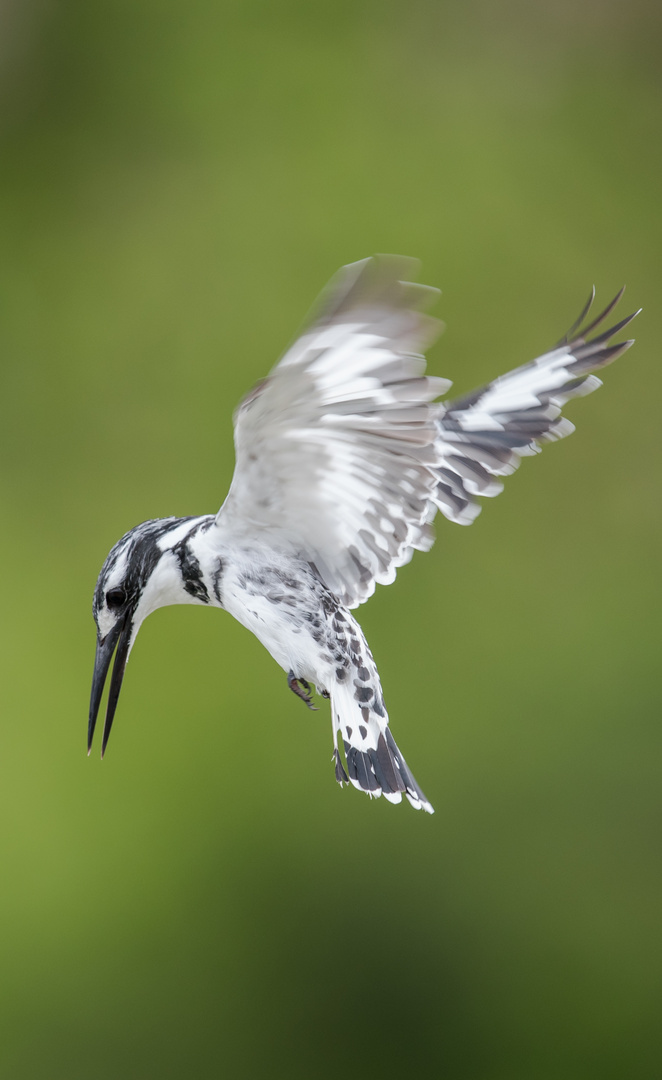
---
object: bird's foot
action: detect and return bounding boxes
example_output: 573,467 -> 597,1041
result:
287,671 -> 318,710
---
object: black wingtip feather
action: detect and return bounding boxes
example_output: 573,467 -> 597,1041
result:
570,337 -> 635,371
575,308 -> 640,350
574,285 -> 627,341
558,286 -> 595,345
557,286 -> 636,350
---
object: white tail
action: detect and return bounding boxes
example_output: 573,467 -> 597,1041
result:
329,678 -> 433,813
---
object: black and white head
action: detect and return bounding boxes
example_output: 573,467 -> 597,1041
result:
88,517 -> 201,758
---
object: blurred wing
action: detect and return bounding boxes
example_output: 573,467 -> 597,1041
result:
217,256 -> 449,608
431,289 -> 639,525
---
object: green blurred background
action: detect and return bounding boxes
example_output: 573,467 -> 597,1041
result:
1,1 -> 660,1077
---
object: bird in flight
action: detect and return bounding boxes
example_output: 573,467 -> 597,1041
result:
89,256 -> 637,814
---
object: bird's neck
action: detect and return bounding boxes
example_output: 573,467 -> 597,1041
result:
133,515 -> 220,625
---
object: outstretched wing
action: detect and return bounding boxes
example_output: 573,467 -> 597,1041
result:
431,289 -> 639,525
218,259 -> 637,606
217,256 -> 449,608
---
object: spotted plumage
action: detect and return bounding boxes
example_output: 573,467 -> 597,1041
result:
89,256 -> 638,814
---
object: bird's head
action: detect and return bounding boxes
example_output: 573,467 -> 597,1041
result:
88,516 -> 205,757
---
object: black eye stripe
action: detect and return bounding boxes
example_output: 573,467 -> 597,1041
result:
106,587 -> 127,609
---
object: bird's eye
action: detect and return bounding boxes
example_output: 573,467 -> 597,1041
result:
106,587 -> 127,609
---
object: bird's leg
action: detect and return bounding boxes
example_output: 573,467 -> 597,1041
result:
287,671 -> 318,711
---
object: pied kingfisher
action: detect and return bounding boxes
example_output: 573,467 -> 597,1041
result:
89,256 -> 637,814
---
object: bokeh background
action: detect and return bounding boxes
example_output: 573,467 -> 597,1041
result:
1,1 -> 660,1077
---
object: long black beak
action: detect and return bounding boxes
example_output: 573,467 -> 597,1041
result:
88,611 -> 133,758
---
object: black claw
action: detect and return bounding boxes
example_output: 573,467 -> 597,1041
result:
287,670 -> 318,710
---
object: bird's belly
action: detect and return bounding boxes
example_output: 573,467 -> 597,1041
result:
221,562 -> 333,685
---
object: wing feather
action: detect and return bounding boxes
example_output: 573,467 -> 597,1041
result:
216,258 -> 637,604
432,291 -> 638,525
217,256 -> 448,607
